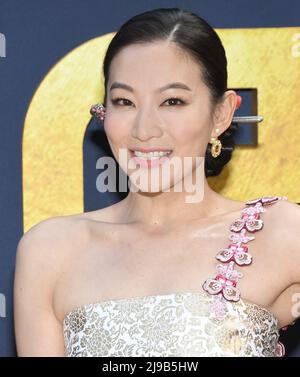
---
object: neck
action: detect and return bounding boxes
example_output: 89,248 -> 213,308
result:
121,166 -> 237,227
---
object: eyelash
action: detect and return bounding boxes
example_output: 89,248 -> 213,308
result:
111,97 -> 186,107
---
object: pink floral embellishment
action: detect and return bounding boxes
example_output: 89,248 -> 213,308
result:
245,196 -> 287,206
230,218 -> 264,233
202,195 -> 288,354
209,294 -> 228,320
242,203 -> 265,216
216,244 -> 252,266
203,195 -> 288,316
229,228 -> 255,245
216,261 -> 244,280
230,203 -> 266,233
203,262 -> 243,302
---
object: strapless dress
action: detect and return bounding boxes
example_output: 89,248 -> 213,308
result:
63,196 -> 290,357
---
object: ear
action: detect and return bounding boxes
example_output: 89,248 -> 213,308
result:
210,90 -> 238,139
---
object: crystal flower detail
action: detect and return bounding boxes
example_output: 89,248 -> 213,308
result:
229,228 -> 255,245
216,244 -> 252,266
203,262 -> 243,302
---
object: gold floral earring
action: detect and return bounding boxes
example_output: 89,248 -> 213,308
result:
210,128 -> 222,158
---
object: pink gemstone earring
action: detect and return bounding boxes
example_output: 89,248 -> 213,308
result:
90,103 -> 106,121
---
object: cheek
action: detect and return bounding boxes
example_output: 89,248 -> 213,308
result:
104,115 -> 128,142
168,112 -> 210,148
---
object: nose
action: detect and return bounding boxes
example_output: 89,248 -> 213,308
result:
131,107 -> 163,141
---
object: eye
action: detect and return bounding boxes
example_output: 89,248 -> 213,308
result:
111,97 -> 133,106
111,97 -> 186,107
164,97 -> 186,106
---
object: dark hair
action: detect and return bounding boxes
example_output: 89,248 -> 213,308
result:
102,7 -> 237,177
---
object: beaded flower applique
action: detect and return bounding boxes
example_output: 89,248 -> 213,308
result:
202,195 -> 288,356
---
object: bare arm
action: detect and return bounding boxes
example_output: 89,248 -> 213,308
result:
290,200 -> 300,324
272,198 -> 300,327
14,217 -> 70,356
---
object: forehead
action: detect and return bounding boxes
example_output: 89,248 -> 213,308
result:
108,41 -> 205,90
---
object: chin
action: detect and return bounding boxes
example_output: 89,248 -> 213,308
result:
128,177 -> 173,194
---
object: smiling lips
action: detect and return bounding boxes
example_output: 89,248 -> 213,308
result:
130,149 -> 172,168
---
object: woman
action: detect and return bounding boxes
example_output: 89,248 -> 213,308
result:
14,7 -> 300,357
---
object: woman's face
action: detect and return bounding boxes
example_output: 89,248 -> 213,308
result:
104,41 -> 215,192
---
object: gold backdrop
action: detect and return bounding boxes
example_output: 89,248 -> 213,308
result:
23,27 -> 300,231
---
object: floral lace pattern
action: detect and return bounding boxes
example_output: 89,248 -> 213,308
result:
63,196 -> 288,357
63,291 -> 279,357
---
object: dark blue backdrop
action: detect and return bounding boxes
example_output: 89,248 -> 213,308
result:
0,0 -> 299,357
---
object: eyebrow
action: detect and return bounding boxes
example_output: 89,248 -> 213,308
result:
109,81 -> 192,93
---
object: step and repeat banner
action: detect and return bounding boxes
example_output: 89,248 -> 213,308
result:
0,0 -> 299,356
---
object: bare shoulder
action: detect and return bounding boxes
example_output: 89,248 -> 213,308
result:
265,197 -> 300,263
14,214 -> 92,319
279,198 -> 300,269
13,214 -> 93,355
269,197 -> 300,247
14,207 -> 117,303
274,196 -> 300,221
15,214 -> 90,274
264,197 -> 300,326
